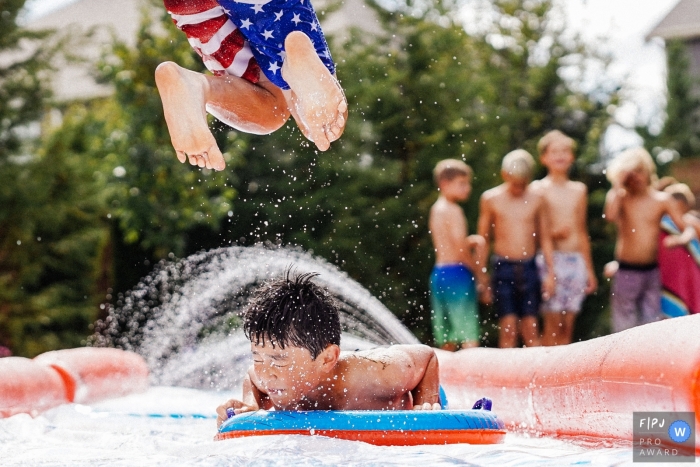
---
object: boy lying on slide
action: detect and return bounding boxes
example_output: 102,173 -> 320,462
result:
158,0 -> 348,171
216,272 -> 441,426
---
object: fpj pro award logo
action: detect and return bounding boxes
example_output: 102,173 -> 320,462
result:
633,412 -> 695,463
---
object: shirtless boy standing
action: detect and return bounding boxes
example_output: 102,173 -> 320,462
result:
531,131 -> 597,346
604,147 -> 687,332
428,160 -> 489,351
216,272 -> 441,425
478,150 -> 555,348
157,0 -> 348,171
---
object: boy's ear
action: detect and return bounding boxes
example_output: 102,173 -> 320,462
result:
318,344 -> 340,372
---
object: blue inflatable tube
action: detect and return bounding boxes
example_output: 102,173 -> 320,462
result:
216,406 -> 506,446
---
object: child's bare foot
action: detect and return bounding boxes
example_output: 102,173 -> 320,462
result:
282,31 -> 348,151
155,61 -> 226,171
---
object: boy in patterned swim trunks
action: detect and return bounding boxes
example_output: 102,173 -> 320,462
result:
604,148 -> 687,332
531,131 -> 597,346
478,150 -> 555,348
156,0 -> 347,171
428,160 -> 489,351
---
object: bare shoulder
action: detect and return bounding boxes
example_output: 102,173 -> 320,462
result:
530,179 -> 546,192
431,197 -> 462,219
481,185 -> 504,202
350,344 -> 433,367
568,180 -> 587,194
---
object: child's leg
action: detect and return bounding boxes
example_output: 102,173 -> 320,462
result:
639,269 -> 663,325
519,316 -> 540,347
282,31 -> 348,152
558,311 -> 576,345
155,62 -> 289,170
541,312 -> 561,346
610,270 -> 642,332
498,315 -> 518,348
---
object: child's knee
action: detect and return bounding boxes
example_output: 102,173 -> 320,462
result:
285,30 -> 313,49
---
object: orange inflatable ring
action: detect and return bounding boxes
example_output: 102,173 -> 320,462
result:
0,357 -> 69,418
0,348 -> 149,418
34,348 -> 149,404
437,314 -> 700,451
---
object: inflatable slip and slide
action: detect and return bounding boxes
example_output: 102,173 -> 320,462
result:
2,315 -> 700,450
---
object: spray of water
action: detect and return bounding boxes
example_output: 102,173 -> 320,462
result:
91,245 -> 418,389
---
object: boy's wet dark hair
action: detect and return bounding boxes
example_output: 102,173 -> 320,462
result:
243,271 -> 341,359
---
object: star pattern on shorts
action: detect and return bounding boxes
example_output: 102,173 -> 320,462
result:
240,18 -> 252,29
268,62 -> 281,74
262,29 -> 274,40
291,13 -> 301,25
274,10 -> 284,21
251,4 -> 264,14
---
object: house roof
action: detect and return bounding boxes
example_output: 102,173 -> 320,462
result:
647,0 -> 700,41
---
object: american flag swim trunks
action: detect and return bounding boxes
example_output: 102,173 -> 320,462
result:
163,0 -> 335,90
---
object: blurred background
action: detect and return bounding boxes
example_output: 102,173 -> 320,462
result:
1,0 -> 699,356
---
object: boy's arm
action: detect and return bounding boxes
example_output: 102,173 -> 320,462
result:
476,196 -> 494,303
577,187 -> 598,294
662,199 -> 692,247
604,182 -> 626,223
536,196 -> 556,300
406,346 -> 441,410
476,195 -> 493,245
359,345 -> 441,410
215,368 -> 270,427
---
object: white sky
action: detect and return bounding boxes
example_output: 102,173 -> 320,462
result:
24,0 -> 682,154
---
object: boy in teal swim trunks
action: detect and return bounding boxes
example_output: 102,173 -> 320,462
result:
428,160 -> 489,351
215,272 -> 441,425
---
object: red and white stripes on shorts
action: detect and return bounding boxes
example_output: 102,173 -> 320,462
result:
163,0 -> 261,83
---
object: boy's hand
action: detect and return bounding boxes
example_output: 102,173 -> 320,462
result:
413,402 -> 442,411
585,269 -> 598,294
542,272 -> 555,301
551,226 -> 572,241
216,399 -> 258,427
477,281 -> 493,305
603,261 -> 619,279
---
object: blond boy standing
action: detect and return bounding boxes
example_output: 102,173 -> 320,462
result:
604,147 -> 687,332
428,160 -> 488,350
531,131 -> 597,346
478,150 -> 555,348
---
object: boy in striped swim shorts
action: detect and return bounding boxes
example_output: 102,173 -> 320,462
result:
531,131 -> 597,346
157,0 -> 347,171
428,160 -> 489,351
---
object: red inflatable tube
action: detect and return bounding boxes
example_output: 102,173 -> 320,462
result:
34,348 -> 149,405
0,348 -> 149,418
437,314 -> 700,451
0,357 -> 69,418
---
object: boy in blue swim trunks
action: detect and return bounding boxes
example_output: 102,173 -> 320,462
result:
428,160 -> 489,351
215,272 -> 442,425
478,150 -> 555,348
157,0 -> 347,171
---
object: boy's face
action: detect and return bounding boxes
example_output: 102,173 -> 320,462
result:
503,172 -> 530,196
440,174 -> 472,202
541,139 -> 574,173
251,341 -> 327,408
621,165 -> 650,192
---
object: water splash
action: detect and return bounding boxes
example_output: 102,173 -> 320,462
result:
92,245 -> 418,389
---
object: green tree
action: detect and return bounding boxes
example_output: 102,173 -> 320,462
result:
0,0 -> 110,355
639,39 -> 700,160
